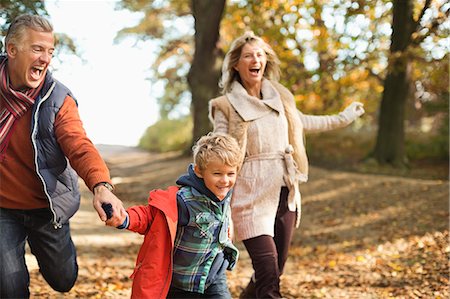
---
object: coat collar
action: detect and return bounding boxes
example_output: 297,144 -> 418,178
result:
226,79 -> 284,121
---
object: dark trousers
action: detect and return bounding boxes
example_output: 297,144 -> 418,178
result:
0,208 -> 78,298
167,272 -> 231,299
243,187 -> 296,298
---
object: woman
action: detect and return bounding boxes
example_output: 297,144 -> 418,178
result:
209,31 -> 365,298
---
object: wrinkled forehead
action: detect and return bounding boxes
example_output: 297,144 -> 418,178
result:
22,28 -> 54,47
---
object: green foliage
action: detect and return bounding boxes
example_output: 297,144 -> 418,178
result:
407,91 -> 449,161
307,124 -> 448,170
138,116 -> 193,152
306,126 -> 375,166
405,133 -> 449,161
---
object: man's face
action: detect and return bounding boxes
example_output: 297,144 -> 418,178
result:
6,28 -> 54,90
194,159 -> 237,201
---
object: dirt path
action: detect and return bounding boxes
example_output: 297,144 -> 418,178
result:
29,146 -> 449,298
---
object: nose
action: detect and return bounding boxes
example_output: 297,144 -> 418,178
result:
219,175 -> 229,185
251,54 -> 260,62
40,51 -> 52,63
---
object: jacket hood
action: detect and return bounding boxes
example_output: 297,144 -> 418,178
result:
176,164 -> 229,203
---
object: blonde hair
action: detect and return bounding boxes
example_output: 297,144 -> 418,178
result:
5,14 -> 53,48
193,132 -> 242,171
219,31 -> 281,94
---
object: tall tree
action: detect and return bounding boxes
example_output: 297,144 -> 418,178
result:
372,0 -> 416,165
188,0 -> 225,142
372,0 -> 446,165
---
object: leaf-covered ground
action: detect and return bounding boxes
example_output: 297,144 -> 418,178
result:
28,146 -> 449,298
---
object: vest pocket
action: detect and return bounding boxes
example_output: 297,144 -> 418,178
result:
192,212 -> 217,239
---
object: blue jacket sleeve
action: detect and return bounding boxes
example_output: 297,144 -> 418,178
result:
177,194 -> 190,226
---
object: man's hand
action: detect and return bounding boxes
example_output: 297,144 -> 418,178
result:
93,185 -> 126,227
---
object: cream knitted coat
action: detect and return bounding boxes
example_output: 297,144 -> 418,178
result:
209,79 -> 359,241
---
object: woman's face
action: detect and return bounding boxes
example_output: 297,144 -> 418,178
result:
234,42 -> 267,89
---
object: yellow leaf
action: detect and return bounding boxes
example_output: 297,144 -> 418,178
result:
387,261 -> 403,271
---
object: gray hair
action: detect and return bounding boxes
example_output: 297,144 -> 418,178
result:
219,31 -> 281,94
5,14 -> 53,48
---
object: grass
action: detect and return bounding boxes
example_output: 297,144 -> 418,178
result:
306,127 -> 448,180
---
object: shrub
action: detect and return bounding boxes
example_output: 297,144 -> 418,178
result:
138,116 -> 193,152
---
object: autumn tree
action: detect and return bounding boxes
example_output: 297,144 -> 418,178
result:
372,0 -> 449,165
118,0 -> 448,161
188,0 -> 225,142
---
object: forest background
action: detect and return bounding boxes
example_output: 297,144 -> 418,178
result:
1,1 -> 449,298
1,0 -> 449,173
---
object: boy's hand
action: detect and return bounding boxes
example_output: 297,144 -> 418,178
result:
101,203 -> 128,228
102,203 -> 114,220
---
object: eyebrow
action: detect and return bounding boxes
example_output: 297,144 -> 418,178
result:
242,49 -> 265,54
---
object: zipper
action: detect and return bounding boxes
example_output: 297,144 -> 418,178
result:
31,82 -> 60,229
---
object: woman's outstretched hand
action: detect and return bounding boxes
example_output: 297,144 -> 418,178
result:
341,102 -> 365,121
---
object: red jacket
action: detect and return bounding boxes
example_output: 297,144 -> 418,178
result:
127,186 -> 179,299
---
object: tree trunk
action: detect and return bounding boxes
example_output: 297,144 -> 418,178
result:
188,0 -> 226,145
372,0 -> 415,166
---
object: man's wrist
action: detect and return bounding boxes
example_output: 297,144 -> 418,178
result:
93,182 -> 114,194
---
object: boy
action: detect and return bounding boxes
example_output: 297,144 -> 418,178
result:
106,132 -> 241,299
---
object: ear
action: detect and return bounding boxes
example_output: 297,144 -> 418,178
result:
193,165 -> 203,178
6,43 -> 17,58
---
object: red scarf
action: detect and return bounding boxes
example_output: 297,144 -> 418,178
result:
0,58 -> 43,160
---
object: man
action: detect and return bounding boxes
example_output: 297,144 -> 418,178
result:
0,14 -> 126,298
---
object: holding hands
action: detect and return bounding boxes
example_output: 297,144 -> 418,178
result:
92,184 -> 127,227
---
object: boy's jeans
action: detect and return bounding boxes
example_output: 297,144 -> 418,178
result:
167,274 -> 231,299
0,207 -> 78,298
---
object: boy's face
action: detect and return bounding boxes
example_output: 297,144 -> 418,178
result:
194,159 -> 237,201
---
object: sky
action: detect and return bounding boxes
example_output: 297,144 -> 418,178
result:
46,0 -> 159,146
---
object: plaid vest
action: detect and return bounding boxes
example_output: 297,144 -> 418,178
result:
171,186 -> 238,293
